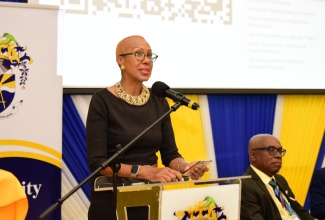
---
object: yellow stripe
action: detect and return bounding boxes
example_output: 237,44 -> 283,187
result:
0,74 -> 13,83
2,80 -> 15,88
0,139 -> 61,160
0,74 -> 15,88
279,95 -> 325,203
157,95 -> 209,189
0,151 -> 62,168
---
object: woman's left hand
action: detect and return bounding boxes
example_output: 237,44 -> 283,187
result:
187,165 -> 209,180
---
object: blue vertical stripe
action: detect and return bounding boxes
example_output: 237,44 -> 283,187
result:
63,95 -> 91,200
207,94 -> 277,178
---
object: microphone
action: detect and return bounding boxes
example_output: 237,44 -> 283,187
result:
151,81 -> 200,110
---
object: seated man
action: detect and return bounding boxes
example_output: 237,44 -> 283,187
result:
310,167 -> 325,220
240,134 -> 314,220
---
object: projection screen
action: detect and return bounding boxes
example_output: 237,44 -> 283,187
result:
30,0 -> 325,90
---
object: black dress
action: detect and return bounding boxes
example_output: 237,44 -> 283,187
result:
86,88 -> 182,220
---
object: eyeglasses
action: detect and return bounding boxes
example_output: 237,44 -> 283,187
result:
253,146 -> 286,156
119,51 -> 158,62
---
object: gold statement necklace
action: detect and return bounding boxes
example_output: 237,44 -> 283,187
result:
115,81 -> 150,106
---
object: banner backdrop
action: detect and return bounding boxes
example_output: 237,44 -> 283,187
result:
0,2 -> 62,220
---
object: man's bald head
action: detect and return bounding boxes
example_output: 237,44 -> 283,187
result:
248,134 -> 274,153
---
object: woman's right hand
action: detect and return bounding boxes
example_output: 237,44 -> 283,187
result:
137,166 -> 184,183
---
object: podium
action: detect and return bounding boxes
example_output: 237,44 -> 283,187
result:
94,176 -> 250,220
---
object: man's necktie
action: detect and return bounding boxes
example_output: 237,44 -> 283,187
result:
269,179 -> 300,219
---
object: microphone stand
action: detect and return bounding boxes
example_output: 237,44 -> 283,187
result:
38,102 -> 182,220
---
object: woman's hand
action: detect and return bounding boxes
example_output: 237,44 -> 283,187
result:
137,166 -> 184,183
183,161 -> 209,180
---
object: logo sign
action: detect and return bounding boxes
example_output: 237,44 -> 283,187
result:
0,33 -> 33,119
173,196 -> 228,220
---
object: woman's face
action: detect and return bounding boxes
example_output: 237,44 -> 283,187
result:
118,36 -> 154,83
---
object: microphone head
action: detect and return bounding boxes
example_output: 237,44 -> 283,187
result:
151,81 -> 170,98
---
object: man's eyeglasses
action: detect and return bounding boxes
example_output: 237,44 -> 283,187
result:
119,51 -> 158,62
253,146 -> 286,156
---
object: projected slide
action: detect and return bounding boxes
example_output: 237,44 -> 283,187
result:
32,0 -> 325,89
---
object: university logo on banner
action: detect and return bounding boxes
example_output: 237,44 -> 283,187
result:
0,3 -> 63,220
0,32 -> 33,119
0,30 -> 61,220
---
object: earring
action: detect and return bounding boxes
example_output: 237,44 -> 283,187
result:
120,65 -> 125,71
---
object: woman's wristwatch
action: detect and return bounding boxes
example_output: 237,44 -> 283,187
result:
130,165 -> 141,178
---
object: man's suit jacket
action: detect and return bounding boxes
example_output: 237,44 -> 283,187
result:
240,166 -> 314,220
310,167 -> 325,219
